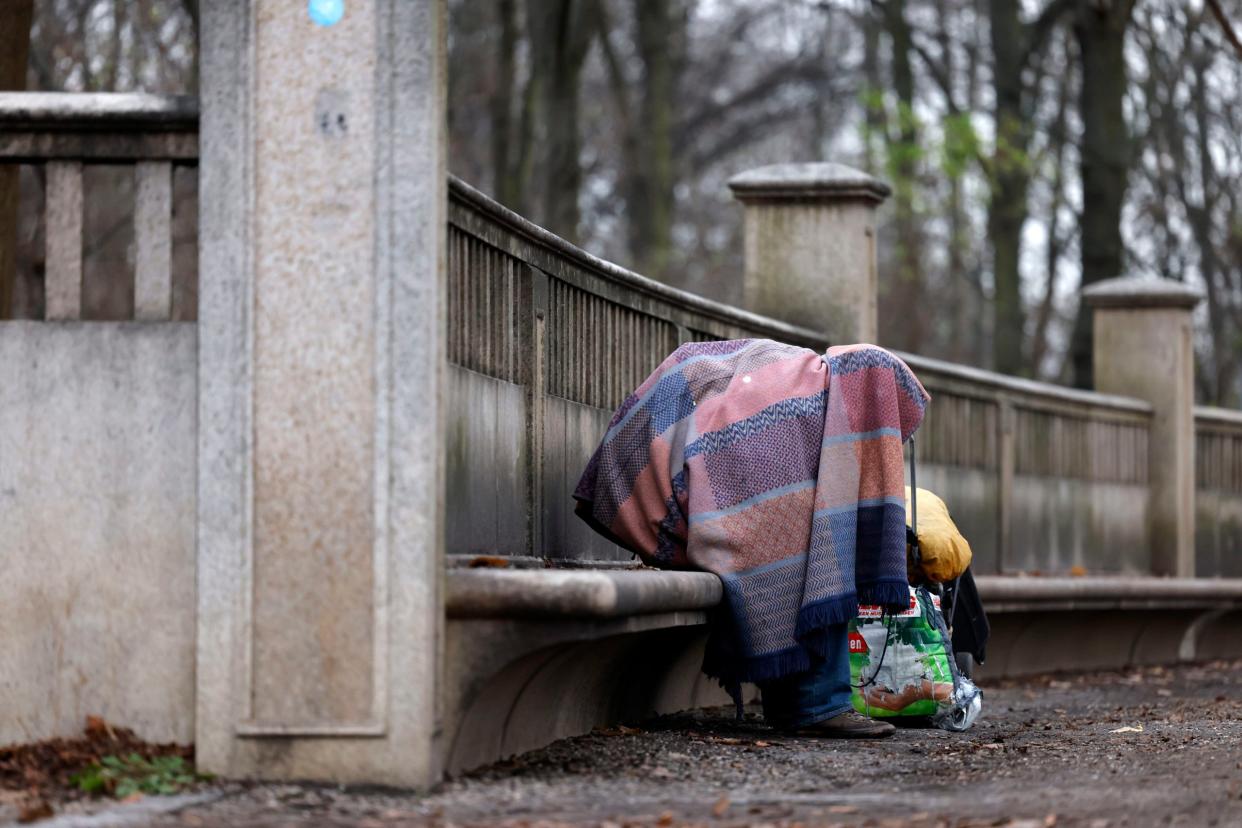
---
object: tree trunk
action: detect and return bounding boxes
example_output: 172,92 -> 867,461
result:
491,0 -> 526,210
1186,53 -> 1230,405
0,0 -> 34,319
626,0 -> 683,279
1068,0 -> 1135,388
881,0 -> 926,353
1030,51 -> 1071,378
527,0 -> 597,243
987,0 -> 1031,375
861,11 -> 883,175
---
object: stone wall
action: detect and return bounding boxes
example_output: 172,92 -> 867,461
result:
0,322 -> 197,745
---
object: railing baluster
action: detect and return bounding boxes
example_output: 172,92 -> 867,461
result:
134,161 -> 173,320
997,399 -> 1016,574
45,161 -> 83,321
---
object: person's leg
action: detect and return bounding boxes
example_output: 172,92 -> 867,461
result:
759,621 -> 853,728
758,622 -> 895,737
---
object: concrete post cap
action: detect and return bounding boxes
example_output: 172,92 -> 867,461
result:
1081,276 -> 1203,310
727,162 -> 891,204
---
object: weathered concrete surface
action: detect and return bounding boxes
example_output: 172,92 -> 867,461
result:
70,659 -> 1242,827
729,162 -> 888,342
443,619 -> 733,774
0,322 -> 196,745
196,0 -> 449,786
1195,406 -> 1242,579
447,569 -> 723,619
1085,276 -> 1202,578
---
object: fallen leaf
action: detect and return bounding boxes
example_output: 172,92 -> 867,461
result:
467,555 -> 509,568
827,805 -> 858,814
84,716 -> 110,738
596,724 -> 642,737
712,796 -> 730,818
1109,725 -> 1144,733
752,740 -> 771,748
657,811 -> 674,826
17,800 -> 53,824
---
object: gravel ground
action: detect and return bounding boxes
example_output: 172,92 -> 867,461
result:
10,660 -> 1242,828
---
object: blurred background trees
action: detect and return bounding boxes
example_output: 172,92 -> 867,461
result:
6,0 -> 1242,403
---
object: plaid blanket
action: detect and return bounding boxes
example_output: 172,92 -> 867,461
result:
574,339 -> 929,689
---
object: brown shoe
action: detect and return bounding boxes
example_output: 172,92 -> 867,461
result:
786,711 -> 896,739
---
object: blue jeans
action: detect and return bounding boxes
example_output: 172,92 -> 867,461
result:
757,622 -> 853,728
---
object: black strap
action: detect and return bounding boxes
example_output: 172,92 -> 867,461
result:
909,436 -> 917,536
908,438 -> 921,570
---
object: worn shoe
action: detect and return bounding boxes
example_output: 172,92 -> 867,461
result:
786,711 -> 896,739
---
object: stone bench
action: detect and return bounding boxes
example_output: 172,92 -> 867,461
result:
443,567 -> 1242,773
974,575 -> 1242,678
443,567 -> 729,773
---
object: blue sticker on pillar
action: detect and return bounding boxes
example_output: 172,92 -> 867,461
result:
309,0 -> 345,27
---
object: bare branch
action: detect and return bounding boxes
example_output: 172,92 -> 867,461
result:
1205,0 -> 1242,60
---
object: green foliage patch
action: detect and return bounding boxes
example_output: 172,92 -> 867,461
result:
70,753 -> 205,799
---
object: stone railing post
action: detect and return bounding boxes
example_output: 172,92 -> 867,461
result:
728,163 -> 890,342
197,1 -> 447,786
1083,277 -> 1202,578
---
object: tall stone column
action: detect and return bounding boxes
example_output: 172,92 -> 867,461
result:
728,163 -> 890,342
196,0 -> 446,786
1083,277 -> 1202,578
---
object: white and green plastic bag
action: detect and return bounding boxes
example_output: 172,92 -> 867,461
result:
848,584 -> 982,731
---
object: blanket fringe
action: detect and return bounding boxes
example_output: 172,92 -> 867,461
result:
857,579 -> 912,611
704,645 -> 813,689
794,594 -> 859,641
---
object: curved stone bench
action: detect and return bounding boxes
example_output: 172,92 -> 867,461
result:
442,568 -> 1242,773
443,568 -> 729,774
974,576 -> 1242,678
447,568 -> 723,619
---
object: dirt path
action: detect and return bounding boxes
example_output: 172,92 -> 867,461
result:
11,660 -> 1242,827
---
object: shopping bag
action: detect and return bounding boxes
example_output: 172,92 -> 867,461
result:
848,584 -> 982,731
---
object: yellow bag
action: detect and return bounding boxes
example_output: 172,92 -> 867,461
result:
905,486 -> 972,584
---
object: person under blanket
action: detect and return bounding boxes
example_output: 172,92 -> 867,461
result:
574,339 -> 929,738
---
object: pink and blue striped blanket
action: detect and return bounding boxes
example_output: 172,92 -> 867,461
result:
574,339 -> 929,688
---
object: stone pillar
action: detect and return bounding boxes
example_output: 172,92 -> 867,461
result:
728,162 -> 890,342
1083,276 -> 1202,578
196,0 -> 446,786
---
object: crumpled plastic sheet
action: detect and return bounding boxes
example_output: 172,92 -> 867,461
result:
934,677 -> 983,732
